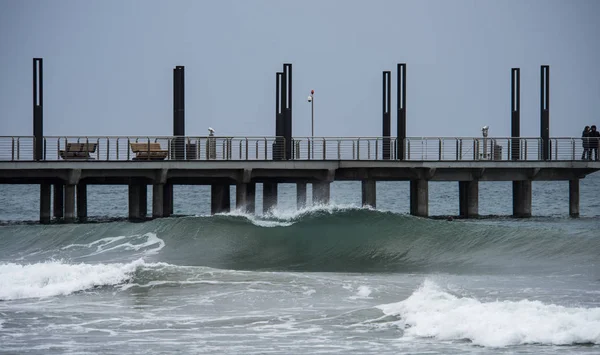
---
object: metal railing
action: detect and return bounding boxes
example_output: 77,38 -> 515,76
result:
0,136 -> 598,162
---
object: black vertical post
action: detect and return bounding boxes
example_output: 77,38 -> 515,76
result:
511,68 -> 520,160
397,64 -> 406,160
33,58 -> 43,161
283,63 -> 293,160
274,72 -> 284,160
173,66 -> 185,160
382,71 -> 391,160
540,65 -> 550,160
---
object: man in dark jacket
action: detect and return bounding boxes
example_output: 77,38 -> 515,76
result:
582,126 -> 591,160
590,125 -> 600,161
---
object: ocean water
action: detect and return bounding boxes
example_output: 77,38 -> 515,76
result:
0,174 -> 599,354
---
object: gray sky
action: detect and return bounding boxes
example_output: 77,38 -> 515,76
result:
0,0 -> 598,138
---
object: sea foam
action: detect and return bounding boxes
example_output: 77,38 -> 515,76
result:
377,280 -> 600,347
0,258 -> 146,300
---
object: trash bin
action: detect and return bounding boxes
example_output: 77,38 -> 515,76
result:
493,144 -> 503,161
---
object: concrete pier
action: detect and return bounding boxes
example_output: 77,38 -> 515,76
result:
313,181 -> 330,205
40,183 -> 51,224
263,183 -> 278,213
163,184 -> 173,217
569,179 -> 579,218
361,180 -> 376,208
128,183 -> 147,221
76,184 -> 87,222
64,184 -> 76,223
410,179 -> 428,217
53,184 -> 63,219
512,180 -> 532,218
246,183 -> 256,214
459,181 -> 479,217
152,184 -> 164,218
296,182 -> 307,209
211,184 -> 231,214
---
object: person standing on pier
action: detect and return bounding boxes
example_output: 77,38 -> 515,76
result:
589,125 -> 600,161
581,126 -> 591,160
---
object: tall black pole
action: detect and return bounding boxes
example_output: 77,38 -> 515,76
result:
283,63 -> 292,160
540,65 -> 550,160
511,68 -> 520,160
33,58 -> 43,161
173,66 -> 185,159
275,72 -> 284,160
397,64 -> 406,160
382,71 -> 391,160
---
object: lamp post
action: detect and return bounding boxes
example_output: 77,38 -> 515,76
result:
308,90 -> 314,158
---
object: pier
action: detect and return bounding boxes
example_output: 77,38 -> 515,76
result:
0,59 -> 599,223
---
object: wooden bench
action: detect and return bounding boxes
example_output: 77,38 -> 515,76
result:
59,142 -> 97,160
130,142 -> 168,160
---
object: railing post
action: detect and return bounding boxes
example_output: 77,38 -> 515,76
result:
367,140 -> 371,159
323,139 -> 326,160
407,139 -> 411,160
438,138 -> 442,161
357,139 -> 360,160
337,140 -> 341,160
352,141 -> 355,160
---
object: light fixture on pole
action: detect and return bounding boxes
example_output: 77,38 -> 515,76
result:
308,90 -> 314,159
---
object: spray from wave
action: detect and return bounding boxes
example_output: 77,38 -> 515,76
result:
376,280 -> 600,347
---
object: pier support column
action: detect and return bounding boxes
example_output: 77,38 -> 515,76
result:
40,183 -> 51,224
410,180 -> 428,217
163,184 -> 173,217
262,183 -> 278,214
236,183 -> 248,212
512,180 -> 532,218
313,181 -> 330,205
569,179 -> 579,218
246,183 -> 256,214
152,184 -> 164,218
296,182 -> 307,210
53,184 -> 64,219
459,181 -> 479,218
361,180 -> 376,208
211,184 -> 230,214
76,184 -> 87,222
64,184 -> 76,223
128,183 -> 146,221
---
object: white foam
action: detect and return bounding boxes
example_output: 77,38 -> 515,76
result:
61,233 -> 165,257
0,259 -> 147,300
221,203 -> 369,227
377,280 -> 600,347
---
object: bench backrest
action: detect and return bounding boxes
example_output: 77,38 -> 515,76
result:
66,143 -> 97,152
130,142 -> 165,152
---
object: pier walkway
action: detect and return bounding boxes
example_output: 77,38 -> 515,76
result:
1,135 -> 599,223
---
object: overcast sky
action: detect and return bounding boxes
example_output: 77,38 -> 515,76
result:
0,0 -> 598,139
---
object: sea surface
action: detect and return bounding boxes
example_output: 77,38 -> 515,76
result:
0,175 -> 599,354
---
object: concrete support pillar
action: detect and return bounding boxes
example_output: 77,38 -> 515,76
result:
459,181 -> 479,218
361,180 -> 376,208
139,184 -> 147,220
76,184 -> 87,222
163,183 -> 173,217
246,183 -> 256,214
64,184 -> 76,223
128,184 -> 141,221
313,181 -> 331,205
40,183 -> 51,224
296,182 -> 307,210
211,184 -> 231,214
53,184 -> 64,219
152,184 -> 164,218
236,183 -> 248,212
410,179 -> 428,217
569,179 -> 579,218
262,183 -> 278,214
512,180 -> 532,218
